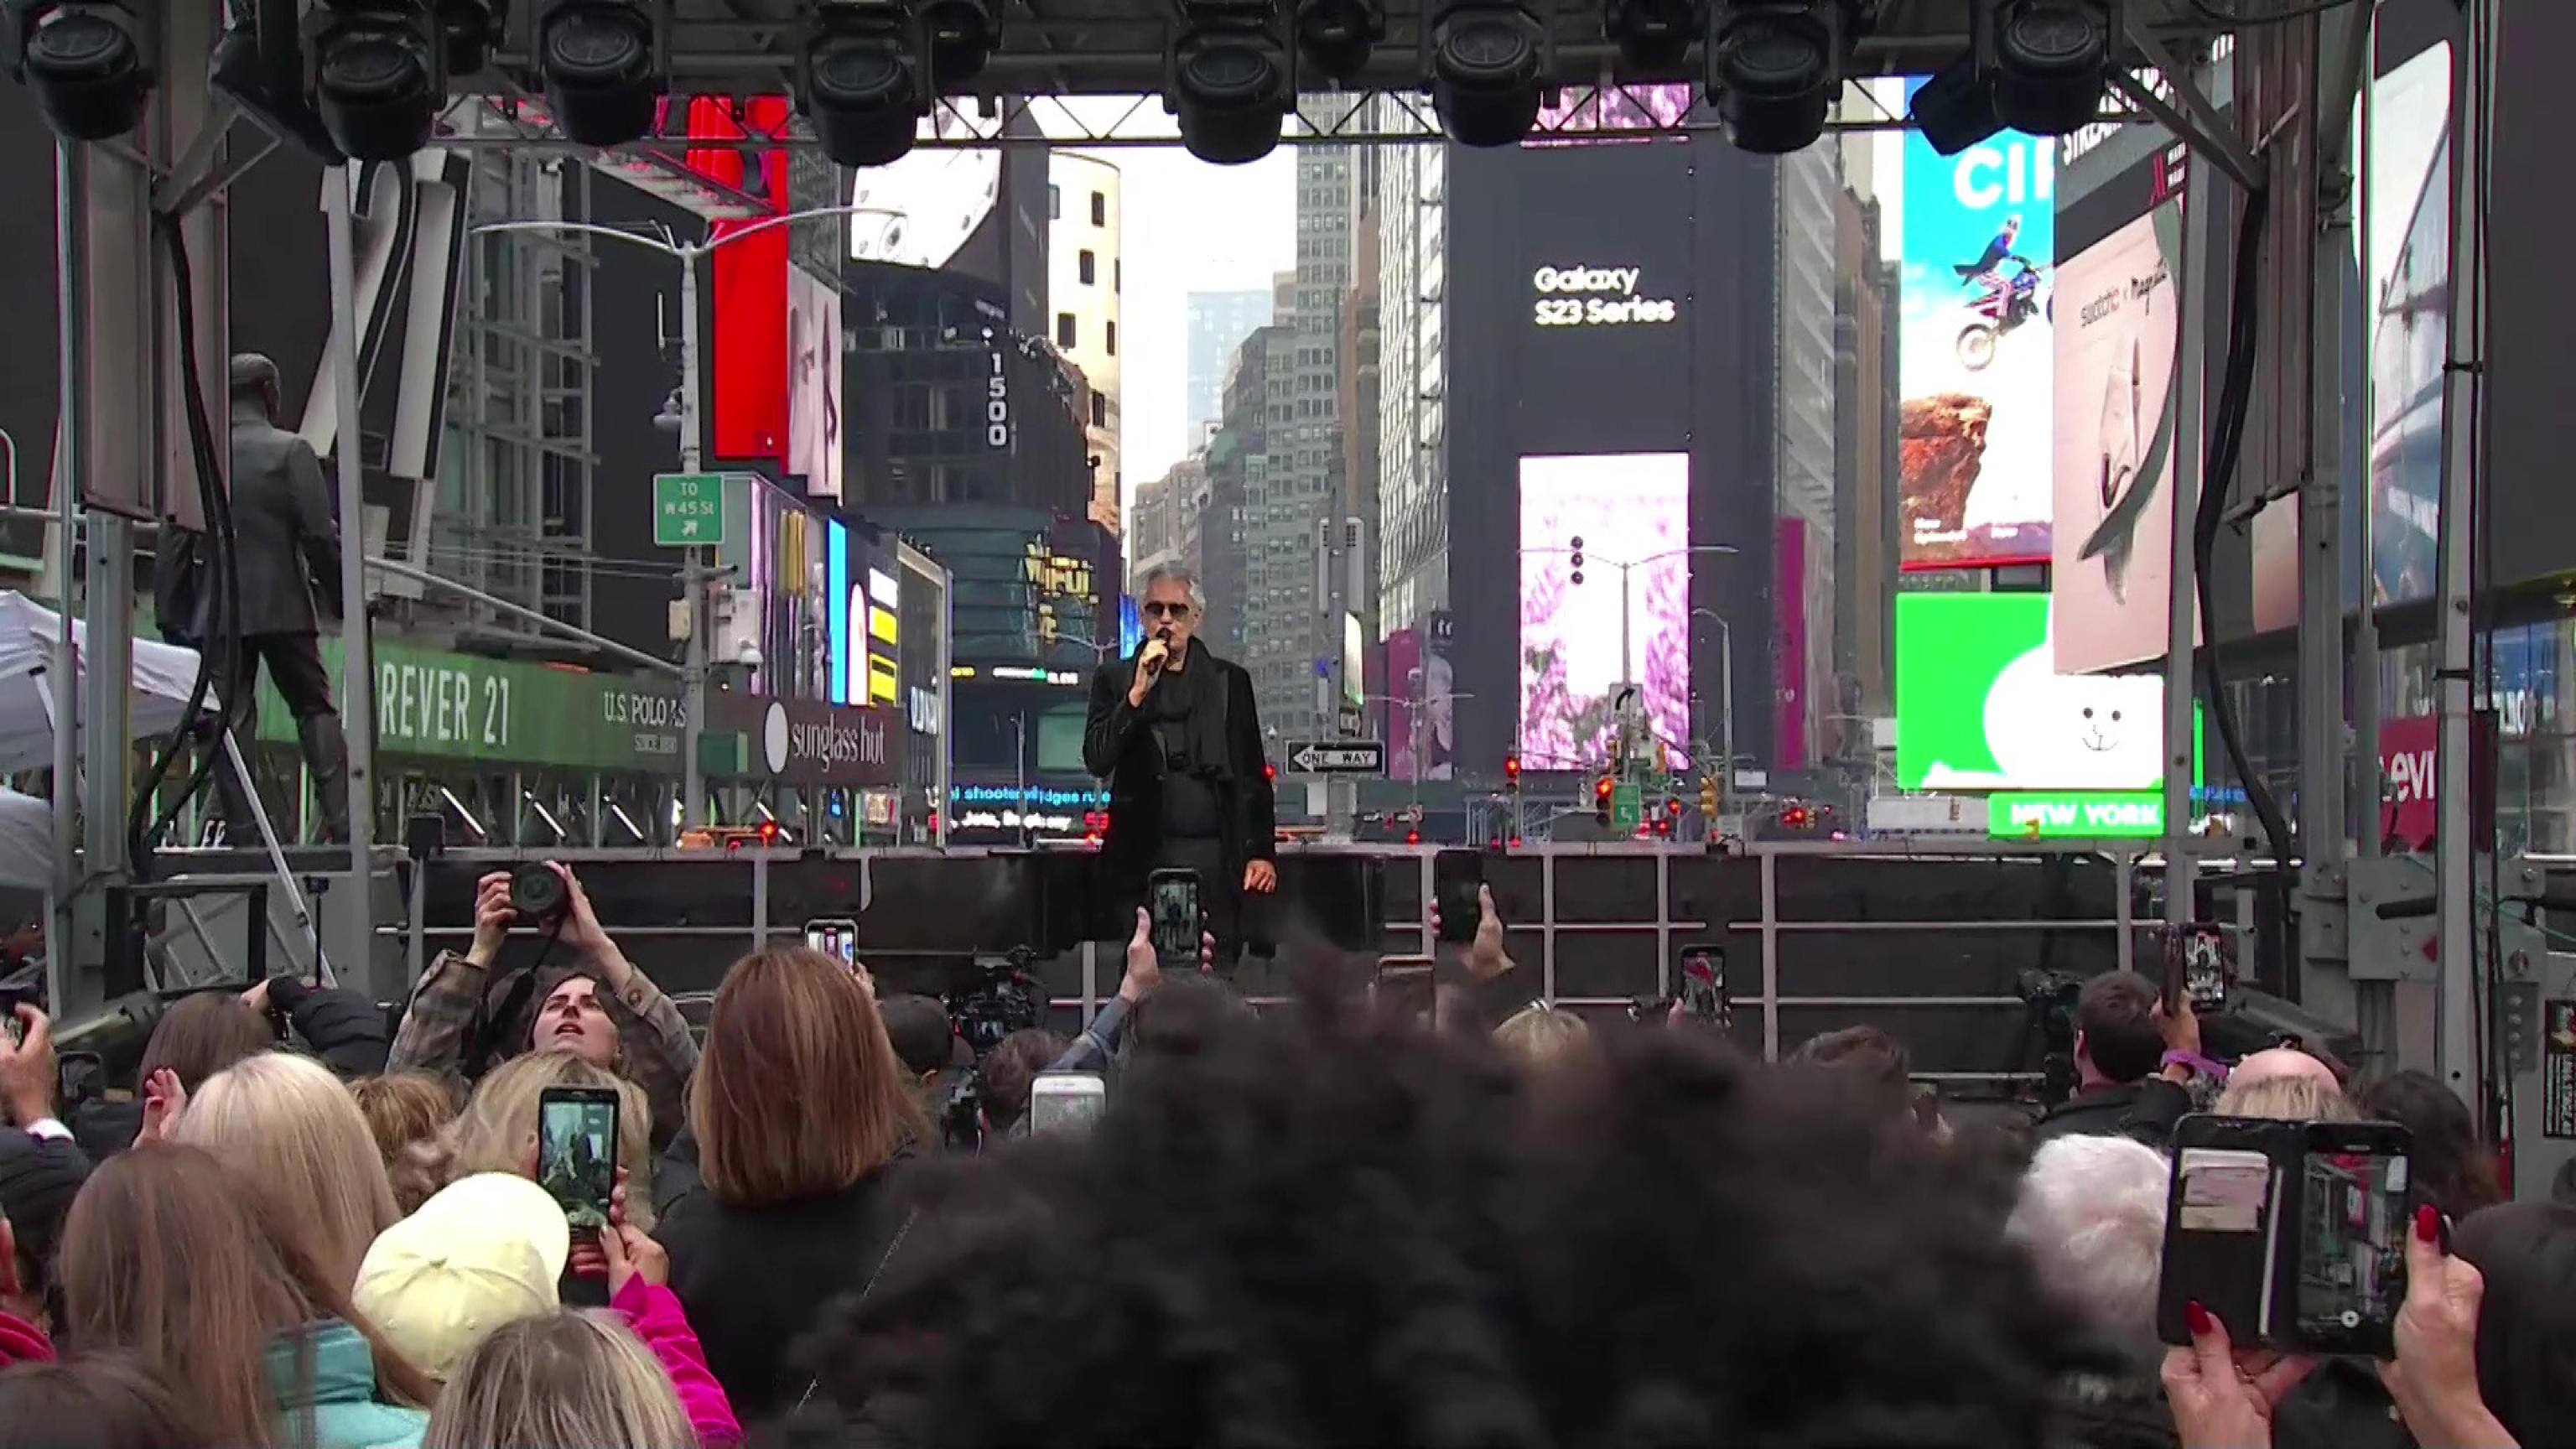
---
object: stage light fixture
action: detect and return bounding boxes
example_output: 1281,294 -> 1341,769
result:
797,1 -> 927,167
537,0 -> 658,148
1705,0 -> 1837,155
922,0 -> 999,83
306,1 -> 444,160
1294,0 -> 1380,82
1906,49 -> 1999,156
1428,0 -> 1543,148
437,0 -> 498,75
1989,0 -> 2112,136
1164,0 -> 1292,165
1605,0 -> 1703,74
3,0 -> 154,143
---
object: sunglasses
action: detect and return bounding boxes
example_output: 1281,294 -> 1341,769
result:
1141,601 -> 1193,619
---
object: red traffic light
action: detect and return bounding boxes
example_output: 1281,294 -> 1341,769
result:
1504,752 -> 1521,782
1405,829 -> 1421,845
758,819 -> 780,843
1263,761 -> 1277,782
1782,806 -> 1811,830
1665,797 -> 1682,816
1595,775 -> 1613,800
1506,835 -> 1524,850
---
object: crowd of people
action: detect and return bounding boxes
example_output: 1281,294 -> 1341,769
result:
0,860 -> 2564,1449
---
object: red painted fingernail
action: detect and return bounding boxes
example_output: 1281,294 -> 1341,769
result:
2417,1204 -> 2441,1243
2184,1301 -> 2214,1337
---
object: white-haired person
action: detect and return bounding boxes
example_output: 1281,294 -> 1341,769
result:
2008,1134 -> 2178,1449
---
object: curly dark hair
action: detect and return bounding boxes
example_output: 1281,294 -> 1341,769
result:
784,984 -> 2083,1448
2360,1068 -> 2504,1221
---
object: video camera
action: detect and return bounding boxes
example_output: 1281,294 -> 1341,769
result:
937,948 -> 1046,1152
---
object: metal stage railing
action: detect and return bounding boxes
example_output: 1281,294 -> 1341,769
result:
373,839 -> 2162,1098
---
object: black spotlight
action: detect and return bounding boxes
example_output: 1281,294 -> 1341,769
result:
1706,0 -> 1837,154
1295,0 -> 1380,83
2,0 -> 154,143
1989,0 -> 2111,136
797,1 -> 927,167
1164,1 -> 1292,165
1907,49 -> 1998,156
306,1 -> 444,160
537,0 -> 658,147
921,0 -> 998,84
437,0 -> 499,75
1605,0 -> 1703,75
1429,0 -> 1543,148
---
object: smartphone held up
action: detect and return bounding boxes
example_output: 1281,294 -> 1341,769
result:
536,1085 -> 620,1235
2156,1113 -> 2413,1358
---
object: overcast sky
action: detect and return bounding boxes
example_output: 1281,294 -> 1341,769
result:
1044,101 -> 1296,516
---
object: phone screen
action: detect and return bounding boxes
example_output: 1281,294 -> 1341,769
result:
1677,947 -> 1726,1022
537,1091 -> 619,1233
803,918 -> 860,968
1150,871 -> 1201,961
2158,1144 -> 2281,1347
1433,849 -> 1483,945
2293,1140 -> 2409,1355
2182,926 -> 2231,1012
1028,1075 -> 1106,1135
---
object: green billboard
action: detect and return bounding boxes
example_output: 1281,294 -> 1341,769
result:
252,637 -> 687,775
1987,792 -> 2165,839
1895,594 -> 2200,792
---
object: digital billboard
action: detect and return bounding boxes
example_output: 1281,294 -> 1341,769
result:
2366,39 -> 2449,609
786,265 -> 844,500
846,110 -> 1004,272
1900,88 -> 2056,569
2052,144 -> 2189,673
1896,593 -> 2185,792
1519,453 -> 1689,770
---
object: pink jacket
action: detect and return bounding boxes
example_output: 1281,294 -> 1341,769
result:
613,1275 -> 743,1448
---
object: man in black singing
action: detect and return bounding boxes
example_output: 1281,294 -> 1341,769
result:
1083,564 -> 1277,972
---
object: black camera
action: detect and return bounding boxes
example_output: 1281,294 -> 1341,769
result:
945,949 -> 1041,1058
509,863 -> 569,923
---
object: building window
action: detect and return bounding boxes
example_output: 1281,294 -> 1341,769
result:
1078,250 -> 1096,285
1048,184 -> 1061,220
1091,191 -> 1107,226
1105,320 -> 1117,356
1057,313 -> 1077,348
1090,393 -> 1107,428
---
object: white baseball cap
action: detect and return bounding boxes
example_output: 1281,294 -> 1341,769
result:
353,1172 -> 569,1381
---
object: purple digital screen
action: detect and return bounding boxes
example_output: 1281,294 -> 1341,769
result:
1518,453 -> 1691,771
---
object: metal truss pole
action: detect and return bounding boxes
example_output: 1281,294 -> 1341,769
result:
47,141 -> 86,1015
2163,77 -> 2217,927
325,166 -> 378,976
2432,0 -> 2495,1106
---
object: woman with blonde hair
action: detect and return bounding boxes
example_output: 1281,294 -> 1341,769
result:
351,1074 -> 460,1211
58,1145 -> 434,1449
397,1052 -> 656,1230
658,944 -> 927,1420
174,1052 -> 401,1292
419,1310 -> 693,1449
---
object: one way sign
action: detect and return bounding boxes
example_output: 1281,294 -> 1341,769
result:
1286,740 -> 1386,775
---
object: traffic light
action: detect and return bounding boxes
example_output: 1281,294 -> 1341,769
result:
1263,761 -> 1277,783
1569,534 -> 1586,587
1594,774 -> 1614,827
1504,751 -> 1521,789
1781,804 -> 1812,831
1699,776 -> 1720,818
1654,741 -> 1669,776
1665,797 -> 1682,818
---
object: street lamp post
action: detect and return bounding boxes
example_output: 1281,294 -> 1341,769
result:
470,205 -> 897,828
1522,543 -> 1737,782
1691,607 -> 1737,817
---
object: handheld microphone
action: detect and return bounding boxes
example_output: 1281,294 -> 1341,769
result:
1146,627 -> 1173,674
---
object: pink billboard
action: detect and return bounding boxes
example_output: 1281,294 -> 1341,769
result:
1384,626 -> 1421,776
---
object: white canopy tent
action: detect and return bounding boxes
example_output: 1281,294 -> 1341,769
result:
0,787 -> 48,892
0,589 -> 210,775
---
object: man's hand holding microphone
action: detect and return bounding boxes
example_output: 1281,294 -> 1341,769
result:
1128,634 -> 1171,709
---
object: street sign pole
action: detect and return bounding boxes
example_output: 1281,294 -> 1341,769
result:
678,259 -> 706,828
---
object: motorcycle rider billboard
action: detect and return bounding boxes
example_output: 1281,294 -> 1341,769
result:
1897,83 -> 2056,571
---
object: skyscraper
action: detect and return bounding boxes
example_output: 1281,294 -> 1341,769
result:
1185,288 -> 1273,443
